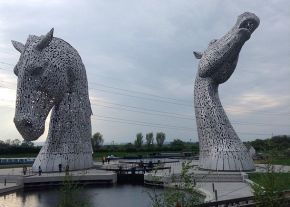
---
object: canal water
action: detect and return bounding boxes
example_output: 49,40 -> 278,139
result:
0,184 -> 163,207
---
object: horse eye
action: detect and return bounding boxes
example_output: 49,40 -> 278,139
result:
31,67 -> 44,76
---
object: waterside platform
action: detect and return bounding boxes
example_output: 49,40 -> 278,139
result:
0,167 -> 117,194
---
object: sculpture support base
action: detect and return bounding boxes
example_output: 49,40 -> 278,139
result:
199,150 -> 255,171
32,152 -> 93,172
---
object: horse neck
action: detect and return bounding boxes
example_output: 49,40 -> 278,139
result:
194,76 -> 231,128
47,79 -> 92,142
194,77 -> 220,108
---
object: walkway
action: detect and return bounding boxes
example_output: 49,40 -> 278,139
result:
197,182 -> 253,201
0,167 -> 117,195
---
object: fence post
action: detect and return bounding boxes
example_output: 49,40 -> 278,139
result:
214,189 -> 218,201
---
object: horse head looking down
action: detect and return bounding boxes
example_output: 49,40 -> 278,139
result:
12,28 -> 93,172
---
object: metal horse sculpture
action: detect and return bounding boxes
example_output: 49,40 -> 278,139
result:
193,12 -> 260,171
12,28 -> 93,172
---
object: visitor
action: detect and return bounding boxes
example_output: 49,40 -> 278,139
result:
131,167 -> 136,174
139,160 -> 144,168
118,165 -> 123,174
107,157 -> 110,164
148,161 -> 153,169
23,166 -> 27,175
58,164 -> 62,173
38,166 -> 42,176
102,157 -> 105,165
65,164 -> 69,175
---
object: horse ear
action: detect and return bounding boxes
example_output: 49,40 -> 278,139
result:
11,40 -> 24,53
36,28 -> 54,51
193,51 -> 202,59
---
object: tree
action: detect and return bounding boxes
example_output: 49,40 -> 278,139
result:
11,139 -> 21,146
146,132 -> 154,148
148,161 -> 200,207
156,132 -> 166,147
91,132 -> 104,151
170,139 -> 184,150
58,175 -> 90,207
124,142 -> 136,152
134,133 -> 143,148
5,139 -> 11,145
251,158 -> 288,207
21,140 -> 34,147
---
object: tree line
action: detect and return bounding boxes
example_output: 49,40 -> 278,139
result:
0,139 -> 40,155
2,134 -> 289,156
246,135 -> 290,157
91,132 -> 199,153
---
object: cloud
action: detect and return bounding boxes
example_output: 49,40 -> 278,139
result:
225,92 -> 290,116
0,0 -> 289,143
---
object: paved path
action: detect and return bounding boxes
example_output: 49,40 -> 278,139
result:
197,182 -> 253,201
0,167 -> 116,195
0,167 -> 114,177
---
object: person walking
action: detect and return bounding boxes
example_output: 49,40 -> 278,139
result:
23,166 -> 27,175
38,166 -> 42,176
65,164 -> 69,176
58,164 -> 62,173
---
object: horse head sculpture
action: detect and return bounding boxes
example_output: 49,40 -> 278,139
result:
12,29 -> 93,172
193,12 -> 259,171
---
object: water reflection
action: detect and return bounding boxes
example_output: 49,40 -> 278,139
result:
0,184 -> 162,207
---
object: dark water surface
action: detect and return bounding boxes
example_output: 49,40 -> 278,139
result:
0,184 -> 162,207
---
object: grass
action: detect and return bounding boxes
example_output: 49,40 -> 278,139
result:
92,151 -> 160,161
249,172 -> 290,191
0,151 -> 173,161
255,157 -> 290,166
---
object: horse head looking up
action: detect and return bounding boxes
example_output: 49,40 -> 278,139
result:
12,28 -> 93,172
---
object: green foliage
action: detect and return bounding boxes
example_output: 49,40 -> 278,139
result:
250,159 -> 288,207
91,132 -> 104,150
11,139 -> 21,146
156,132 -> 166,147
21,140 -> 34,147
134,133 -> 143,148
170,139 -> 185,150
146,132 -> 154,148
124,142 -> 136,152
0,139 -> 40,155
249,135 -> 290,153
58,175 -> 90,207
148,161 -> 201,207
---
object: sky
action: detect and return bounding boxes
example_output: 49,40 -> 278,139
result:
0,0 -> 289,145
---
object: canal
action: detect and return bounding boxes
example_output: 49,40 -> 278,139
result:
0,184 -> 163,207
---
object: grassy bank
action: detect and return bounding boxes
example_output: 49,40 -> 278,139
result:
92,151 -> 182,161
249,172 -> 290,191
255,157 -> 290,166
0,151 -> 181,161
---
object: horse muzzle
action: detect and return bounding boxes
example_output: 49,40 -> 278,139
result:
14,116 -> 44,141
